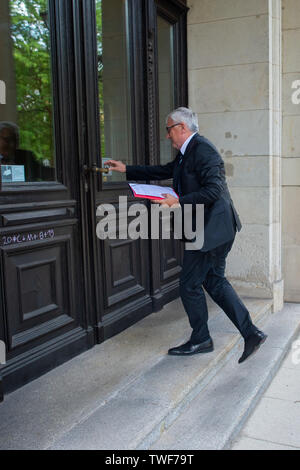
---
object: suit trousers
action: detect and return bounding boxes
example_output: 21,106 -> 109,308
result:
180,238 -> 256,344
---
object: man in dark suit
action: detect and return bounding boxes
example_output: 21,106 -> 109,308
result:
106,107 -> 267,363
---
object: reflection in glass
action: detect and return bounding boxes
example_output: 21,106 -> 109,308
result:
96,0 -> 132,184
0,0 -> 55,184
157,15 -> 175,165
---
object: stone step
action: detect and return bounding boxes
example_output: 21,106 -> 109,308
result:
48,298 -> 272,450
0,296 -> 272,450
151,303 -> 300,450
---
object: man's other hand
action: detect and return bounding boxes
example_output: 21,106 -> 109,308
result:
105,160 -> 126,173
152,194 -> 179,207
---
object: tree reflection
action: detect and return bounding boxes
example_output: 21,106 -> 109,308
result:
96,0 -> 105,156
10,0 -> 53,167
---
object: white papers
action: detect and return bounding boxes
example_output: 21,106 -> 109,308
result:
129,183 -> 178,200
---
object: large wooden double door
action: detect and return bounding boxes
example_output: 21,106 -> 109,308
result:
0,0 -> 187,399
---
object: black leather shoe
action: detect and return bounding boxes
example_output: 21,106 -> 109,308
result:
168,339 -> 214,356
238,330 -> 267,364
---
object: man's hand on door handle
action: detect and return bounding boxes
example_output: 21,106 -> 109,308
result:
105,160 -> 126,173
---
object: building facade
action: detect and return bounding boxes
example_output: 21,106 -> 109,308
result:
0,0 -> 299,400
187,0 -> 299,306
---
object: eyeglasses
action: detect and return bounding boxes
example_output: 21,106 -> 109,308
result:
166,123 -> 181,134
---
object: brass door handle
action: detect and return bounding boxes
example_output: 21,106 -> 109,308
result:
83,164 -> 109,174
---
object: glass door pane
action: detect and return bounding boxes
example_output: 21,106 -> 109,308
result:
0,0 -> 56,185
157,15 -> 174,165
96,0 -> 132,184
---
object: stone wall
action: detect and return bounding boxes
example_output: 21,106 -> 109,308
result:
187,0 -> 283,309
282,0 -> 300,301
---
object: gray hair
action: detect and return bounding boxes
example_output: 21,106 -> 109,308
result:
0,121 -> 19,147
166,107 -> 199,132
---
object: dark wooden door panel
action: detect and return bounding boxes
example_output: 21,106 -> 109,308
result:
1,222 -> 84,359
160,238 -> 182,282
103,238 -> 147,308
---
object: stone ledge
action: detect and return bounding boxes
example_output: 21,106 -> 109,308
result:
0,297 -> 272,450
151,304 -> 300,450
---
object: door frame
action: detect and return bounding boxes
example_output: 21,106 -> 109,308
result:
0,0 -> 188,399
80,0 -> 189,333
0,0 -> 95,397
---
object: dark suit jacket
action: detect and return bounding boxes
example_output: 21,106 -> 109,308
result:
126,133 -> 242,251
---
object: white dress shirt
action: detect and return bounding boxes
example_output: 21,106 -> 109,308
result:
180,132 -> 197,156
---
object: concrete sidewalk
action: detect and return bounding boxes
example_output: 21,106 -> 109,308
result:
231,330 -> 300,450
148,302 -> 300,450
0,297 -> 299,450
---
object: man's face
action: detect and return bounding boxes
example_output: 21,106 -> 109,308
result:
166,118 -> 185,150
0,128 -> 17,158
